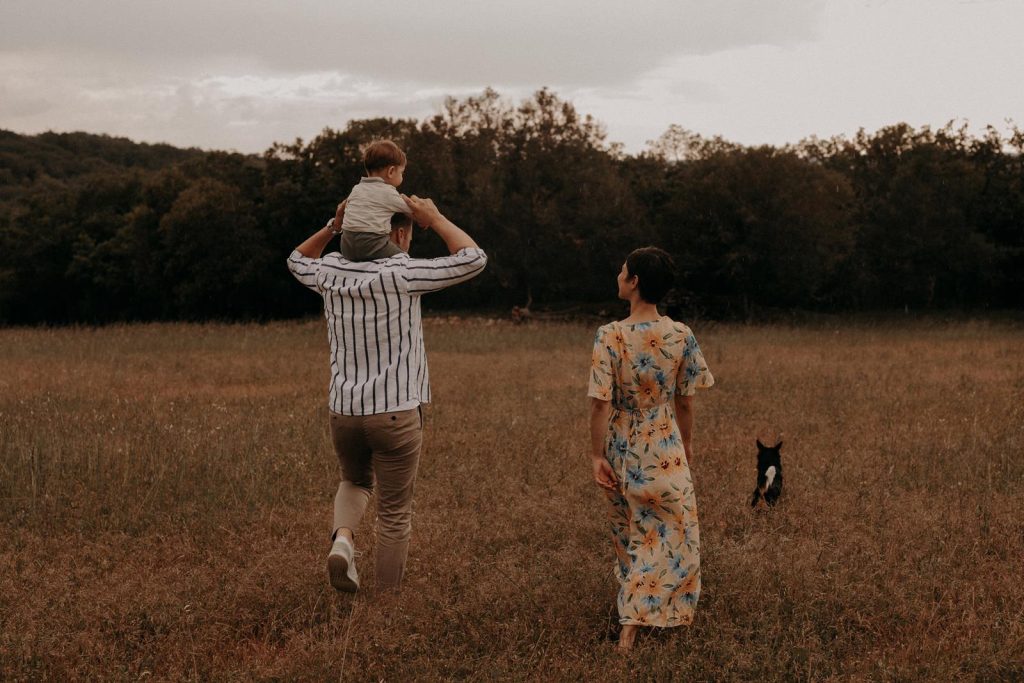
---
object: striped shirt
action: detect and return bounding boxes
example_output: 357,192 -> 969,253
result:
287,246 -> 487,416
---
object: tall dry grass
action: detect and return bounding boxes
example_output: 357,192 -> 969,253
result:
1,318 -> 1022,681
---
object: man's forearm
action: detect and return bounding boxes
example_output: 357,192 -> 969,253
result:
431,216 -> 478,254
295,224 -> 336,259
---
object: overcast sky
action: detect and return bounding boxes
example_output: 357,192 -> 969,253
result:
1,0 -> 1021,154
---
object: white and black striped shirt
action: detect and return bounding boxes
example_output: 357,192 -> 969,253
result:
287,246 -> 487,416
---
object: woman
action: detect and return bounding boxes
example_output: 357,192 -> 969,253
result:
587,247 -> 714,650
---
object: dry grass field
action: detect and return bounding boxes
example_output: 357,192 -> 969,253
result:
1,317 -> 1023,681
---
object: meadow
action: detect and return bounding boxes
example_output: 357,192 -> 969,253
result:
1,317 -> 1022,681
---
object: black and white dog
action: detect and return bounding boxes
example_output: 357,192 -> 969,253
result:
750,439 -> 783,509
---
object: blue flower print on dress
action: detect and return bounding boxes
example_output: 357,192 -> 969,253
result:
626,465 -> 653,488
633,353 -> 657,372
641,594 -> 662,609
610,434 -> 629,459
659,431 -> 681,449
635,505 -> 657,525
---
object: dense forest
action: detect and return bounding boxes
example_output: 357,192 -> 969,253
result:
1,88 -> 1022,324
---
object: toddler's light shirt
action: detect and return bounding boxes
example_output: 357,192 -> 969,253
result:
341,177 -> 409,235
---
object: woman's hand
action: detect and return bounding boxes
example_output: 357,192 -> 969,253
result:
592,455 -> 618,491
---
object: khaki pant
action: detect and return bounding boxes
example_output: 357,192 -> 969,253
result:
329,407 -> 422,588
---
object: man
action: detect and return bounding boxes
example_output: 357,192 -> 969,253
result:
287,195 -> 486,591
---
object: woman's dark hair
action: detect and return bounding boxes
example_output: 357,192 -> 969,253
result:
625,247 -> 676,304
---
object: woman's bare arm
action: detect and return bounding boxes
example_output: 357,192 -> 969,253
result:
590,397 -> 613,459
589,397 -> 617,490
673,393 -> 695,464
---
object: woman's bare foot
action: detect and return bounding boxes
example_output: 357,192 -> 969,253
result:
617,624 -> 638,651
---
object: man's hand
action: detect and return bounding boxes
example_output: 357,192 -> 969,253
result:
403,194 -> 442,229
592,455 -> 618,492
401,194 -> 479,252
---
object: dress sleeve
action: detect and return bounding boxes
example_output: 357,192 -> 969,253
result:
587,325 -> 615,401
676,331 -> 715,396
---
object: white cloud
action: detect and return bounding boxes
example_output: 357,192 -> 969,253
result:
0,1 -> 823,87
575,0 -> 1024,150
0,0 -> 822,151
0,53 -> 454,151
0,0 -> 1021,154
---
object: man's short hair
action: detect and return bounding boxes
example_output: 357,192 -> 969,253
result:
626,247 -> 676,304
364,140 -> 407,173
390,212 -> 412,231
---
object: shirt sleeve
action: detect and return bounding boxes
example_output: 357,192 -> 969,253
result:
676,331 -> 715,396
403,248 -> 487,295
382,185 -> 411,214
286,249 -> 322,292
587,325 -> 614,401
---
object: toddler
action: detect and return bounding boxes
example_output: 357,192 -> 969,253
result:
337,139 -> 411,261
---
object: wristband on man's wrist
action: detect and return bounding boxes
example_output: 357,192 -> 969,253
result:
326,218 -> 343,235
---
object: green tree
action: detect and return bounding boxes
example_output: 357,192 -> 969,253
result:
160,178 -> 270,318
657,147 -> 853,313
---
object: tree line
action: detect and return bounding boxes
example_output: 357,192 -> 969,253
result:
1,88 -> 1021,324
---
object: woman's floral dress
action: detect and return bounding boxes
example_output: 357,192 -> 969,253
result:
588,317 -> 714,627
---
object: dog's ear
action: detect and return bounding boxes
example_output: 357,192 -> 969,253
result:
756,439 -> 766,450
774,440 -> 783,450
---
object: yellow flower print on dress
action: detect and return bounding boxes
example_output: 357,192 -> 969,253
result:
640,573 -> 661,597
674,569 -> 700,597
636,423 -> 661,453
612,328 -> 628,351
640,327 -> 673,359
639,490 -> 661,510
637,374 -> 660,403
639,526 -> 660,554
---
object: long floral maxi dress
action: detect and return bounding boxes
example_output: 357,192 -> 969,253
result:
588,317 -> 714,627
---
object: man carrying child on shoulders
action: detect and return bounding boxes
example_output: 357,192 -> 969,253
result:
287,155 -> 486,593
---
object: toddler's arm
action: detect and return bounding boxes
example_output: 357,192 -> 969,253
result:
382,184 -> 411,215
